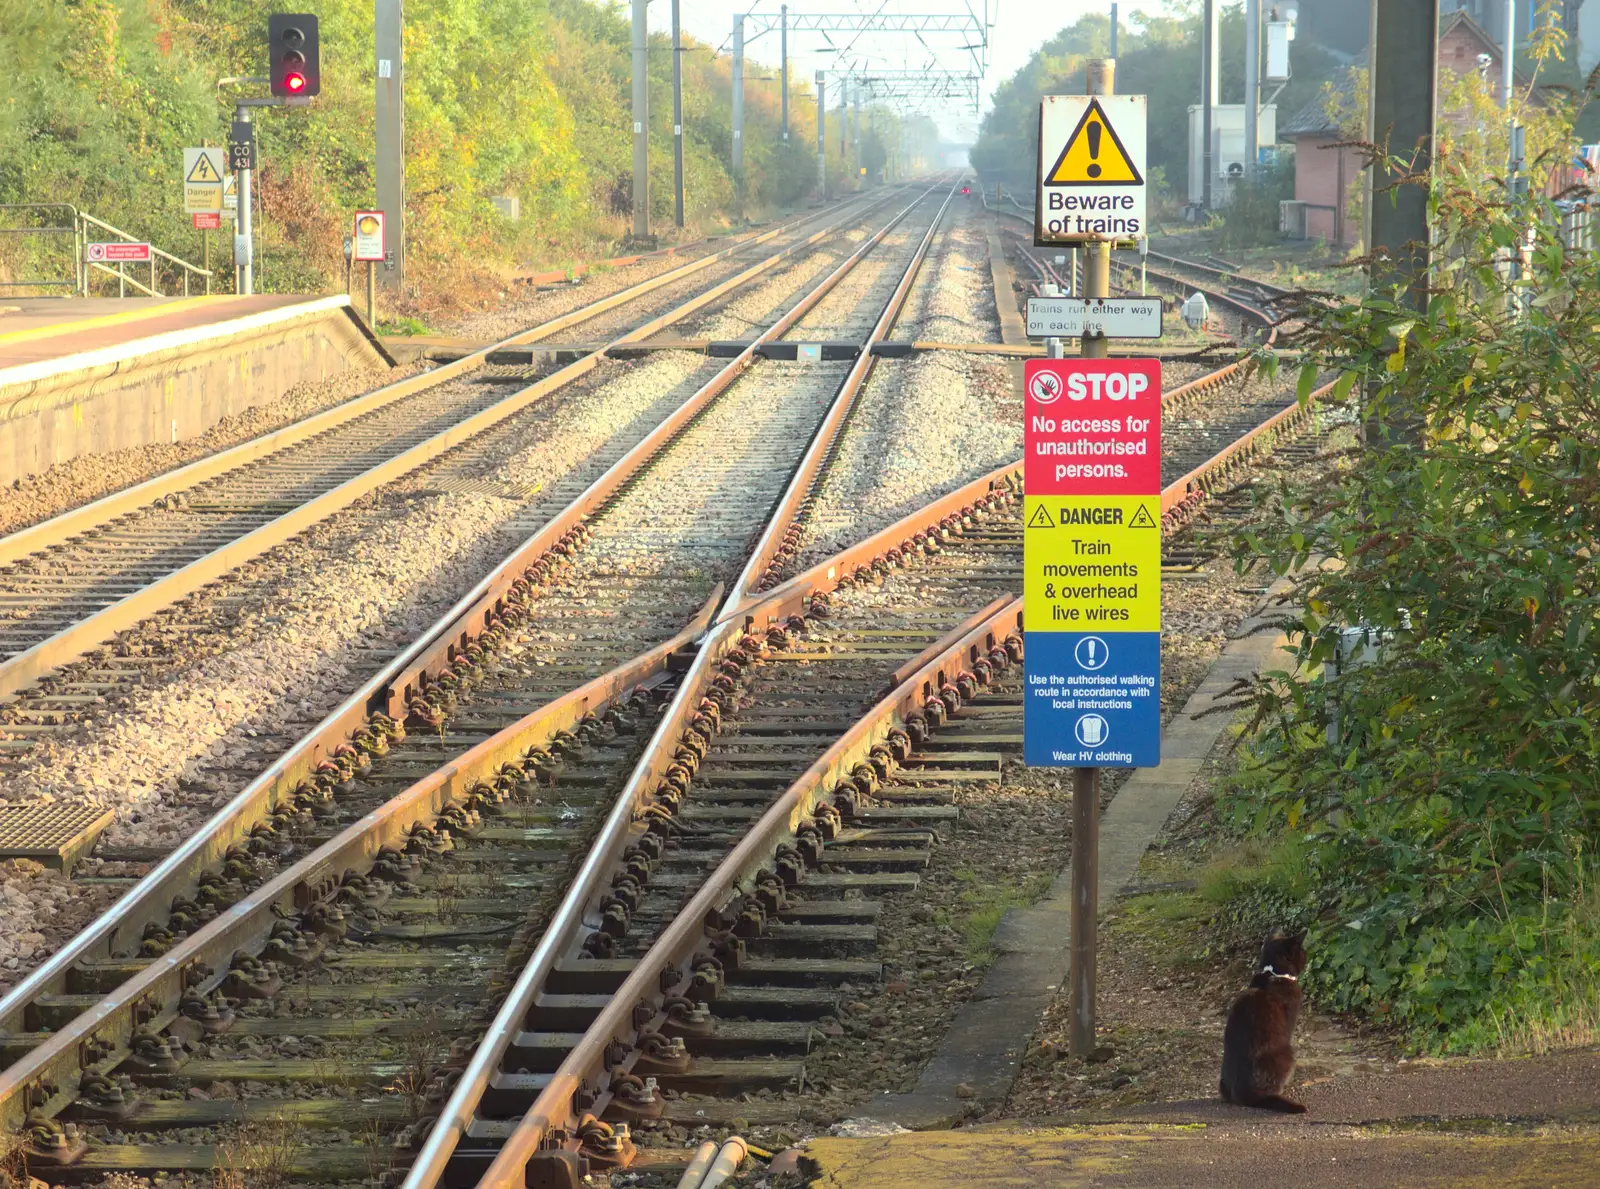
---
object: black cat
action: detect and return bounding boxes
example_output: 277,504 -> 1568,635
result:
1219,931 -> 1308,1114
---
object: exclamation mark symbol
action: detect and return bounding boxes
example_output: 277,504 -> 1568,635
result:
1086,120 -> 1103,179
1087,639 -> 1098,665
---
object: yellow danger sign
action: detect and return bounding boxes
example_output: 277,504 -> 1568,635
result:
187,153 -> 223,184
1024,495 -> 1161,632
1045,98 -> 1143,186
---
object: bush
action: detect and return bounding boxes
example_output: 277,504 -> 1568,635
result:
1216,161 -> 1294,250
1222,164 -> 1600,1049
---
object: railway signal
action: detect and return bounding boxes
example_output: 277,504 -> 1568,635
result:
268,14 -> 321,99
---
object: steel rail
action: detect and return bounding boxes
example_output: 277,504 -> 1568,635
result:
449,373 -> 1340,1182
0,195 -> 881,573
0,182 -> 947,1134
476,594 -> 1026,1185
1160,377 -> 1338,530
984,198 -> 1279,328
1144,249 -> 1297,302
723,180 -> 961,616
402,180 -> 966,1187
0,193 -> 906,700
0,591 -> 722,1140
999,220 -> 1280,395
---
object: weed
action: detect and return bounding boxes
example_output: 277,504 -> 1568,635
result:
939,870 -> 1056,963
362,1113 -> 396,1183
0,1129 -> 30,1189
212,1114 -> 299,1189
386,1014 -> 444,1123
433,870 -> 466,924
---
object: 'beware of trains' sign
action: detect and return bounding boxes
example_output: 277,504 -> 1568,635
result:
1035,95 -> 1147,246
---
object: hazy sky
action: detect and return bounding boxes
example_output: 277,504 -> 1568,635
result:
667,0 -> 1167,141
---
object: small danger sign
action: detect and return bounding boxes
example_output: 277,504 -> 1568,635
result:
1035,94 -> 1147,245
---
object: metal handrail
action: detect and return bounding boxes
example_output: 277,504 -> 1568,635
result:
87,260 -> 160,298
0,203 -> 82,292
77,210 -> 212,298
78,211 -> 213,280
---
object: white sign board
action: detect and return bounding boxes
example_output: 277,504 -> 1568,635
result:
183,147 -> 226,214
1026,297 -> 1163,338
223,172 -> 238,216
353,210 -> 386,262
1036,95 -> 1147,245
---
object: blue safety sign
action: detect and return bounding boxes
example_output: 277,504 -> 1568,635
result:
1023,631 -> 1160,767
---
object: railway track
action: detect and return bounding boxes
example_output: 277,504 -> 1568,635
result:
0,178 -> 965,1179
0,187 -> 905,711
456,380 -> 1342,1187
982,196 -> 1279,343
0,174 -> 1352,1187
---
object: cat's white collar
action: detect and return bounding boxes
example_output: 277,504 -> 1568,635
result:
1262,965 -> 1298,981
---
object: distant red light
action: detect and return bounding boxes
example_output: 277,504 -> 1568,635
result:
285,72 -> 307,93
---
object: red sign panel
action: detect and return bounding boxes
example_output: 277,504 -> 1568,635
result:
1023,359 -> 1161,496
191,213 -> 223,230
86,242 -> 153,263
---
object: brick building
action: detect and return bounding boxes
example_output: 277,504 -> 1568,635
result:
1280,10 -> 1527,246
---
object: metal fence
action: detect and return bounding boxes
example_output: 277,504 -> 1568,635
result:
0,204 -> 212,297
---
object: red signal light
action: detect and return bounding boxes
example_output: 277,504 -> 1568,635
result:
285,72 -> 307,93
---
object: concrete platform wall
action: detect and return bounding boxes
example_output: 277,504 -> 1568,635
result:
0,298 -> 391,487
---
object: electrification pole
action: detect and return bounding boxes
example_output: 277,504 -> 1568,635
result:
1245,0 -> 1259,181
816,72 -> 827,200
672,0 -> 685,227
375,0 -> 404,289
1366,0 -> 1437,310
781,4 -> 790,141
732,16 -> 745,212
236,106 -> 254,296
631,0 -> 648,239
1201,0 -> 1217,209
1503,0 -> 1516,108
853,84 -> 862,186
1110,2 -> 1118,56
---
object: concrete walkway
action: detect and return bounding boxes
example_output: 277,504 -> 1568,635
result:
805,1040 -> 1600,1185
801,1122 -> 1600,1188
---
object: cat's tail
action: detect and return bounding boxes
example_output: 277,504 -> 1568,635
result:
1241,1093 -> 1308,1114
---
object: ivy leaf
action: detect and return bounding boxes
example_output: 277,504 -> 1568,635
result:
1296,364 -> 1318,404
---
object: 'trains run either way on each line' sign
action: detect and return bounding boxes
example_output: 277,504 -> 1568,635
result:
1023,358 -> 1162,769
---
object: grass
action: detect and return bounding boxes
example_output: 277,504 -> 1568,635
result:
212,1116 -> 299,1189
940,868 -> 1057,963
1447,857 -> 1600,1056
376,315 -> 429,337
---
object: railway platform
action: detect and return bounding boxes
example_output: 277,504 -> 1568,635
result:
0,293 -> 390,486
796,1050 -> 1600,1186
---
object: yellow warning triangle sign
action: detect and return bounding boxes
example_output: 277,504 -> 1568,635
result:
187,153 -> 223,184
1129,504 -> 1157,528
190,153 -> 225,184
1027,504 -> 1055,529
1045,99 -> 1143,187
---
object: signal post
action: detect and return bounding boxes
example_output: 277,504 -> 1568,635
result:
1024,60 -> 1163,1059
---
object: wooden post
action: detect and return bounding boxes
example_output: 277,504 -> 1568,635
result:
367,260 -> 377,327
1070,54 -> 1116,1060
